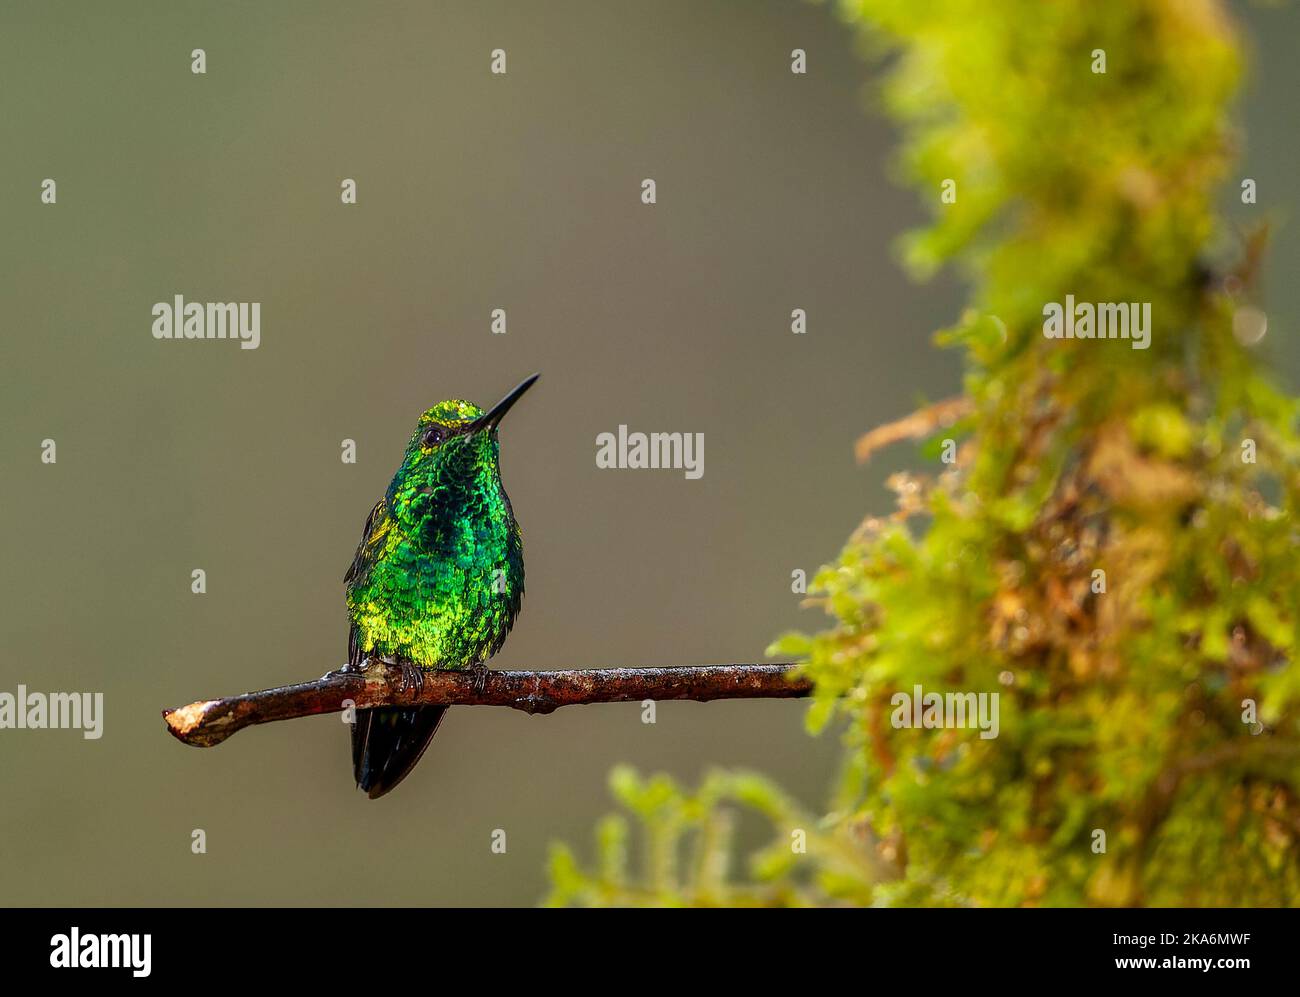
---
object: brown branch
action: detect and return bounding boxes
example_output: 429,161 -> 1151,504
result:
163,662 -> 810,748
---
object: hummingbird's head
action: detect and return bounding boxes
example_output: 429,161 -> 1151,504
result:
389,375 -> 538,517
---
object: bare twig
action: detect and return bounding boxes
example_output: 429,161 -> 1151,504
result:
855,395 -> 973,464
163,662 -> 810,748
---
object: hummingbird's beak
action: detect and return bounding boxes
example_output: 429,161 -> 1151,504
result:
470,373 -> 539,434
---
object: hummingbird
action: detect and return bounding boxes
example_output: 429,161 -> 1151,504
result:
343,374 -> 538,798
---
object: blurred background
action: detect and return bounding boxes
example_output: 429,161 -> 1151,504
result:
1,0 -> 1296,906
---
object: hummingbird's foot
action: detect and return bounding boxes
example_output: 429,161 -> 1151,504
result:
397,661 -> 425,697
345,655 -> 383,675
470,661 -> 490,694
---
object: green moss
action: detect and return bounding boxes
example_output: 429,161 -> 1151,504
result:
550,0 -> 1299,906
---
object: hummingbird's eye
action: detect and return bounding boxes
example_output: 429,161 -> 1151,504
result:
421,427 -> 444,448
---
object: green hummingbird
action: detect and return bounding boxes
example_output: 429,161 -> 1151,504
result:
343,374 -> 537,798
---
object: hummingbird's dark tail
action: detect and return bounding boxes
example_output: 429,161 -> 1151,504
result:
351,706 -> 448,799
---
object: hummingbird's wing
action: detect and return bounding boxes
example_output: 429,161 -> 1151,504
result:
343,497 -> 449,797
345,498 -> 394,671
344,498 -> 391,588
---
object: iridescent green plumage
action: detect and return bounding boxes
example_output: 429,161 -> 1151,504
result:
345,377 -> 535,798
345,399 -> 524,669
